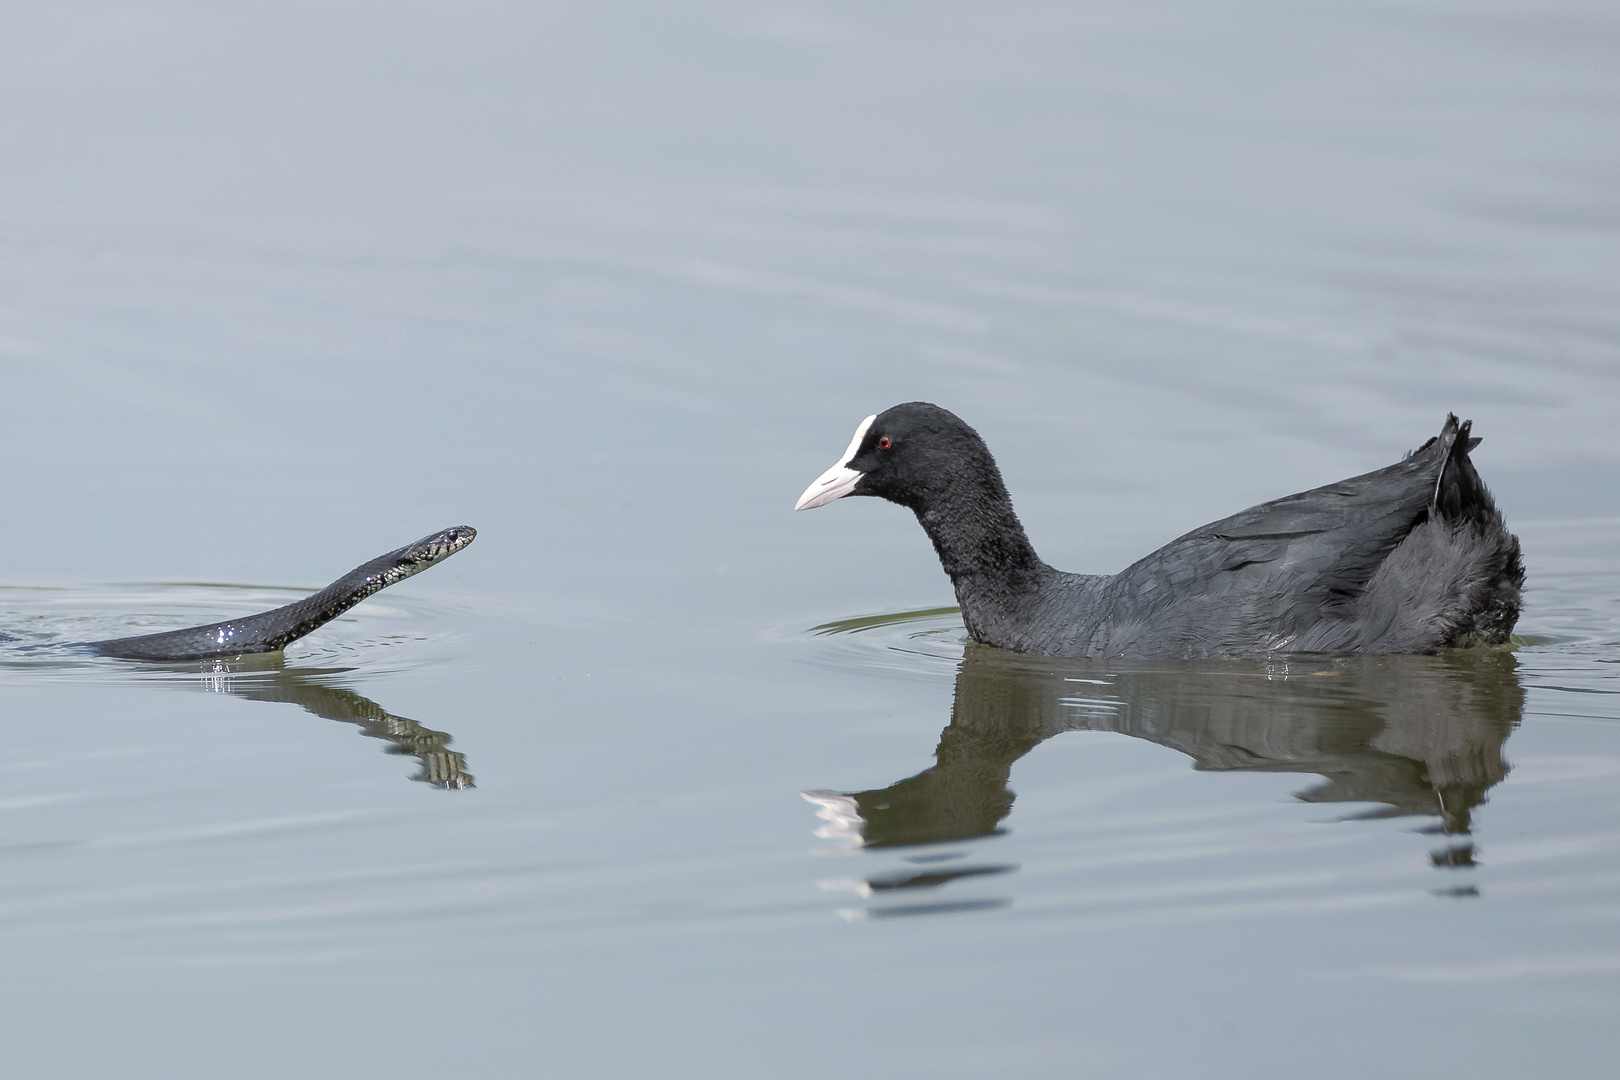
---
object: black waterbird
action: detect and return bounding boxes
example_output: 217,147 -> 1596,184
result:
795,403 -> 1522,659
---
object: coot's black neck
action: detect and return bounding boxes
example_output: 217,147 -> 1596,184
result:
908,466 -> 1051,645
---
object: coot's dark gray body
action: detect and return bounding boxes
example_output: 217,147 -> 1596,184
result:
796,403 -> 1522,660
86,526 -> 476,661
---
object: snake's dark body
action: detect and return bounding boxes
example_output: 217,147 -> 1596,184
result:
84,526 -> 476,661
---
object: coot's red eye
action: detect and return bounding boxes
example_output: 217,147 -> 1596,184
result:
877,436 -> 892,450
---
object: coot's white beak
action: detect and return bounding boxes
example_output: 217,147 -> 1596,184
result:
795,414 -> 876,511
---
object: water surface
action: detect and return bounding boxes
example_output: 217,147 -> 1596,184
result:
2,1 -> 1619,1076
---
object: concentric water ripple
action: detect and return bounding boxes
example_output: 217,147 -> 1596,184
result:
784,604 -> 968,682
0,582 -> 473,685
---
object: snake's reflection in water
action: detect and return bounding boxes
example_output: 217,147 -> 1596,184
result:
808,642 -> 1520,910
195,657 -> 474,789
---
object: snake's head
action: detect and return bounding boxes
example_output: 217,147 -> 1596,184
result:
417,524 -> 473,563
415,525 -> 478,563
383,526 -> 478,584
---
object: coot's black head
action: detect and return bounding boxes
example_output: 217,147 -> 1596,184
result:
795,402 -> 1003,513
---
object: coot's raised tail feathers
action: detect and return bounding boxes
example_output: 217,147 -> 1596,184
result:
1366,414 -> 1524,650
88,526 -> 476,661
1430,414 -> 1491,527
795,403 -> 1523,660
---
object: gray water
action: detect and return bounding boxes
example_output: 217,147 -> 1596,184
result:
2,1 -> 1619,1076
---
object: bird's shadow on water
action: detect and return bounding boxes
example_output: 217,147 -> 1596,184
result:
807,620 -> 1522,914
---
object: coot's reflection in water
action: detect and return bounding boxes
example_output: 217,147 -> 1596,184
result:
808,641 -> 1521,901
193,658 -> 474,789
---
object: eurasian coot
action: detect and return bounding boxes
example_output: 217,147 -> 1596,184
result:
795,403 -> 1521,659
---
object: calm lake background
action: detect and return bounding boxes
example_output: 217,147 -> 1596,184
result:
2,1 -> 1619,1076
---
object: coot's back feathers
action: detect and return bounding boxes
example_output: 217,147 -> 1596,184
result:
796,403 -> 1522,660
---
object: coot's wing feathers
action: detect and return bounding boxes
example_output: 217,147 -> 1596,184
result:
1097,421 -> 1460,649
